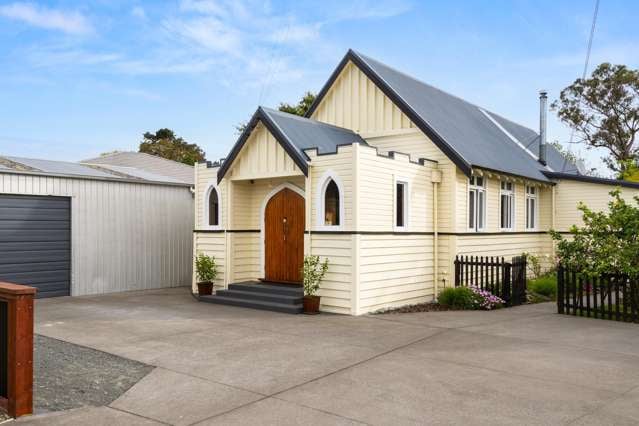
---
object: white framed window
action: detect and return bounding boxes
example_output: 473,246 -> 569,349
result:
316,170 -> 344,230
203,182 -> 222,229
526,185 -> 538,230
500,181 -> 515,231
468,176 -> 486,232
394,178 -> 409,230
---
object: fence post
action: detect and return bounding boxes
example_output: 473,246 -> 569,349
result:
557,265 -> 564,314
0,282 -> 36,419
503,261 -> 512,305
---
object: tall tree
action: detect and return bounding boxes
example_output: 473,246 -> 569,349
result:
139,128 -> 205,165
552,63 -> 639,178
277,91 -> 316,116
235,92 -> 316,134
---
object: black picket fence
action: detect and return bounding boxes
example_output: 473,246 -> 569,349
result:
454,255 -> 527,306
557,265 -> 639,323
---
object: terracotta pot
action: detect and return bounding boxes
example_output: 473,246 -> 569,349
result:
197,282 -> 213,296
303,295 -> 321,314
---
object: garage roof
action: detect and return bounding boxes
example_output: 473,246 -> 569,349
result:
82,151 -> 194,184
0,155 -> 191,186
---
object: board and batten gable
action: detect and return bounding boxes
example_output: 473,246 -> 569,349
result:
0,172 -> 193,296
226,122 -> 304,181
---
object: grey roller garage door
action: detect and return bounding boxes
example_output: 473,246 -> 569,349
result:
0,195 -> 71,298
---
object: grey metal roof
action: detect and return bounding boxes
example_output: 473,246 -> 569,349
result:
89,164 -> 185,184
217,106 -> 366,181
3,156 -> 119,178
82,151 -> 194,184
307,50 -> 581,182
0,155 -> 190,186
484,111 -> 580,175
261,107 -> 366,156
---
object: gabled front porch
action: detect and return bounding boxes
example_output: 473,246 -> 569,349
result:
194,116 -> 312,313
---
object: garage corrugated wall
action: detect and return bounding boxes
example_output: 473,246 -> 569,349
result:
0,172 -> 193,297
0,194 -> 71,298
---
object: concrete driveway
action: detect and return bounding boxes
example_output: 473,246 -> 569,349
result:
18,287 -> 639,425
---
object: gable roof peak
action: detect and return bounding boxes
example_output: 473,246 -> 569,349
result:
308,49 -> 581,182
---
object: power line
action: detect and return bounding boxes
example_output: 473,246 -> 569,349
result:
257,21 -> 291,107
563,0 -> 600,172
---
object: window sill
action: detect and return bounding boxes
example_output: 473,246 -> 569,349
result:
314,225 -> 343,232
202,225 -> 223,231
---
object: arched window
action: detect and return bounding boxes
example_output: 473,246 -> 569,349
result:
203,183 -> 221,229
317,171 -> 343,229
209,188 -> 219,226
324,179 -> 340,226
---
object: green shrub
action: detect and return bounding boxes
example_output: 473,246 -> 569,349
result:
438,287 -> 478,310
528,275 -> 557,299
301,255 -> 328,297
195,253 -> 217,283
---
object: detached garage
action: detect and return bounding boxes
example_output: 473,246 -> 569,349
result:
0,155 -> 194,298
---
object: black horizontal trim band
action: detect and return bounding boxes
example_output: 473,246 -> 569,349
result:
440,231 -> 550,236
193,229 -> 260,233
306,230 -> 435,235
194,229 -> 567,236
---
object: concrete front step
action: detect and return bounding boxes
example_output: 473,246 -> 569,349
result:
216,289 -> 302,305
199,294 -> 303,314
199,281 -> 304,314
229,281 -> 302,296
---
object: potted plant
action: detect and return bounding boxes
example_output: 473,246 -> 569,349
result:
301,255 -> 328,314
195,253 -> 217,296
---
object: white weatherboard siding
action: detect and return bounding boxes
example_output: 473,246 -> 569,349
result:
359,234 -> 433,312
0,173 -> 193,296
554,179 -> 639,231
309,233 -> 352,314
194,232 -> 226,291
310,60 -> 415,133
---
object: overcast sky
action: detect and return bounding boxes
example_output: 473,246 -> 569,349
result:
0,0 -> 637,177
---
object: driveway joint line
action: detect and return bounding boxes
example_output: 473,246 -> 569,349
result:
188,330 -> 449,426
107,405 -> 173,425
564,382 -> 639,425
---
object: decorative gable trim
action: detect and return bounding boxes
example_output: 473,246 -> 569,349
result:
217,107 -> 309,183
306,49 -> 472,176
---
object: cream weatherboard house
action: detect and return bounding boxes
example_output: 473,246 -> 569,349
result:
193,50 -> 639,315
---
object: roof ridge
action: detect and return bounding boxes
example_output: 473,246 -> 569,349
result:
82,151 -> 193,169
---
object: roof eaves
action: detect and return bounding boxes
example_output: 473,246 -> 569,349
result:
306,49 -> 472,176
543,171 -> 639,189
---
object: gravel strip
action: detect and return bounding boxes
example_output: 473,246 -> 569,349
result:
34,335 -> 153,414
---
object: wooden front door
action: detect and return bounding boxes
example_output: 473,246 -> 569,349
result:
264,188 -> 305,283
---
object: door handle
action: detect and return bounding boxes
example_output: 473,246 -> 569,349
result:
283,217 -> 288,241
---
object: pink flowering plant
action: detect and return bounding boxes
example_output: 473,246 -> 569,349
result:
468,286 -> 505,310
438,286 -> 505,310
